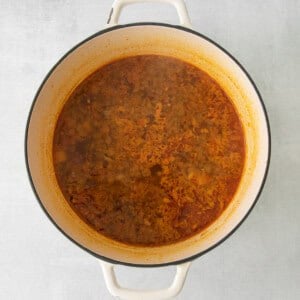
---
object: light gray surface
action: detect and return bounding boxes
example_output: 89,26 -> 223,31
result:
0,0 -> 299,299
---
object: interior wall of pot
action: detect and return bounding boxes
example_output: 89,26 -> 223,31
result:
26,25 -> 269,265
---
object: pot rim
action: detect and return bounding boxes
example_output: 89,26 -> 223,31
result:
25,22 -> 271,268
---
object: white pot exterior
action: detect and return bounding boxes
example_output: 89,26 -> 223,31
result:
26,24 -> 270,266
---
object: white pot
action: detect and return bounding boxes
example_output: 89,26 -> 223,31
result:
25,0 -> 270,299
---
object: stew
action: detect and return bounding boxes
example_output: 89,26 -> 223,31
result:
53,55 -> 245,246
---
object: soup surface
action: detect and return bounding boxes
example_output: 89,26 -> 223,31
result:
53,55 -> 245,246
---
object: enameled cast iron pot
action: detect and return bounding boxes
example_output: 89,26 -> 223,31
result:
25,0 -> 271,299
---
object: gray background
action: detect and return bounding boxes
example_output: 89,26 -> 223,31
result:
0,0 -> 299,299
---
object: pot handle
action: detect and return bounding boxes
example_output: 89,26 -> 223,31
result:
107,0 -> 192,28
100,260 -> 191,300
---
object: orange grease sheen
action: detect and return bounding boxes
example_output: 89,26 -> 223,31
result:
53,55 -> 245,246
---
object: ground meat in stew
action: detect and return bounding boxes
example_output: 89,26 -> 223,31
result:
53,55 -> 245,246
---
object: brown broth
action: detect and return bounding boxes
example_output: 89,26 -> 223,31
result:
53,55 -> 245,246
